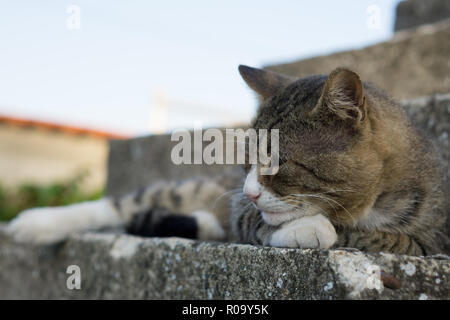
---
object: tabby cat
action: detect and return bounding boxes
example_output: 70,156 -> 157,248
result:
7,65 -> 450,256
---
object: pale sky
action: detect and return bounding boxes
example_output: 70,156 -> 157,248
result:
0,0 -> 401,136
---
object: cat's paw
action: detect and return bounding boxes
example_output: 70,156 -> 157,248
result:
269,214 -> 337,249
191,210 -> 226,241
7,207 -> 72,244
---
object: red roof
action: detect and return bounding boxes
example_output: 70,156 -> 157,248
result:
0,115 -> 130,140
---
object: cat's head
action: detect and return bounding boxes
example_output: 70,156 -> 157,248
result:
238,65 -> 385,227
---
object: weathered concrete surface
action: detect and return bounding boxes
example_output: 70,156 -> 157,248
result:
395,0 -> 450,32
402,93 -> 450,184
0,226 -> 448,300
404,93 -> 450,237
266,20 -> 450,101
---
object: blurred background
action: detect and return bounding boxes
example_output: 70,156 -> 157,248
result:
1,0 -> 449,220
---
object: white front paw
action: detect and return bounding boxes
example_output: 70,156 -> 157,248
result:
269,214 -> 337,249
7,207 -> 70,244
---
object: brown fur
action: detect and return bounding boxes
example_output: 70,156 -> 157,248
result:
232,65 -> 450,255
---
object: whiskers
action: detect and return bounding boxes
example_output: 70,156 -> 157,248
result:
213,187 -> 245,208
214,185 -> 356,226
242,200 -> 258,211
280,195 -> 329,217
283,190 -> 356,225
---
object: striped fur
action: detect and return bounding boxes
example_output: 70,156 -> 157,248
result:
229,66 -> 450,256
113,177 -> 230,241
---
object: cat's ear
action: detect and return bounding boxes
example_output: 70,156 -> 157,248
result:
313,68 -> 366,122
238,65 -> 292,99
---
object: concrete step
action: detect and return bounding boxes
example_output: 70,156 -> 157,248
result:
0,226 -> 448,299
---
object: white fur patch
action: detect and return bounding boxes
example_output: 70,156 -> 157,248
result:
260,199 -> 322,226
269,214 -> 337,249
191,210 -> 225,241
243,165 -> 261,198
244,166 -> 321,226
6,199 -> 122,245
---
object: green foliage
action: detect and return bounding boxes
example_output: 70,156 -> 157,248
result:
0,176 -> 103,222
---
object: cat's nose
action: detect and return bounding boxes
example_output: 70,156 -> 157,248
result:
245,191 -> 261,203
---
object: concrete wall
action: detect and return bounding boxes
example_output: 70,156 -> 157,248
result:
0,227 -> 449,299
395,0 -> 450,32
266,20 -> 450,101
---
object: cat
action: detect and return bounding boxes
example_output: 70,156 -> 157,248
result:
6,65 -> 450,256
